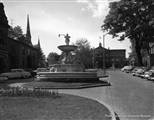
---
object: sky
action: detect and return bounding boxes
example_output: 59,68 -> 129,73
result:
3,0 -> 131,57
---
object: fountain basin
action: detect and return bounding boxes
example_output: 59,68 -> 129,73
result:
36,72 -> 101,82
58,45 -> 77,53
54,64 -> 84,72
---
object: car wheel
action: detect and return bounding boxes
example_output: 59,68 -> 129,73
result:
5,76 -> 9,80
23,75 -> 28,79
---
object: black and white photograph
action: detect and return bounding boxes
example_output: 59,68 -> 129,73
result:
0,0 -> 154,120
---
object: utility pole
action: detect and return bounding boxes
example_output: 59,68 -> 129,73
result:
100,33 -> 108,75
103,34 -> 106,75
92,48 -> 95,68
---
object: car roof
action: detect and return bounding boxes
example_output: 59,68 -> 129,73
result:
11,69 -> 24,71
149,70 -> 154,72
37,68 -> 47,70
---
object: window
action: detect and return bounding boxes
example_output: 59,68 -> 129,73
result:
151,46 -> 154,54
0,31 -> 3,45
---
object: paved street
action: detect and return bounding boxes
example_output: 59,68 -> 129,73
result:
60,70 -> 154,120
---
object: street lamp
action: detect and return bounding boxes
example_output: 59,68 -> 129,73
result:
92,48 -> 95,68
99,33 -> 108,75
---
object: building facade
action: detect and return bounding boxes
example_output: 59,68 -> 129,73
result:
94,43 -> 126,68
8,37 -> 39,69
0,2 -> 40,73
0,3 -> 9,73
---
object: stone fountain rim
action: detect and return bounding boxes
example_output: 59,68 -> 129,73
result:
58,45 -> 77,47
58,45 -> 78,50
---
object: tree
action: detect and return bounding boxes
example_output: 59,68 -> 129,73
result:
74,38 -> 93,69
37,47 -> 46,67
102,0 -> 154,66
8,25 -> 23,39
47,52 -> 60,65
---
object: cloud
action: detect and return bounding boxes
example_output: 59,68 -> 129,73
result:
77,0 -> 118,18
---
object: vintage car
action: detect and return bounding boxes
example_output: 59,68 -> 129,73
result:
133,68 -> 145,77
147,72 -> 154,81
0,69 -> 31,79
33,68 -> 49,73
140,71 -> 152,79
0,76 -> 8,82
121,66 -> 133,73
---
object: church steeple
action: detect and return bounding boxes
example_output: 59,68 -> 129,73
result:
0,2 -> 9,28
26,14 -> 32,45
38,36 -> 41,48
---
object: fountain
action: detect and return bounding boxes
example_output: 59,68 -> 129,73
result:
36,34 -> 101,82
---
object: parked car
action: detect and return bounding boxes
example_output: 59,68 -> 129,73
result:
0,76 -> 8,82
34,68 -> 49,73
121,66 -> 133,73
140,71 -> 152,79
147,72 -> 154,81
33,68 -> 49,76
149,69 -> 154,73
0,69 -> 31,79
131,67 -> 140,75
133,68 -> 145,77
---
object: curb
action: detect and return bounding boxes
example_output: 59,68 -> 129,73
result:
60,92 -> 117,120
96,99 -> 117,120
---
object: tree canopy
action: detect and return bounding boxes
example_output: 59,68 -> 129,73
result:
8,25 -> 23,39
102,0 -> 154,66
74,38 -> 93,68
37,47 -> 46,67
47,52 -> 60,65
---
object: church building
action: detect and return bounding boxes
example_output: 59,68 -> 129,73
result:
0,2 -> 40,73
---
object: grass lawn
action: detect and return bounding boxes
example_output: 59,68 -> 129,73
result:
0,94 -> 111,120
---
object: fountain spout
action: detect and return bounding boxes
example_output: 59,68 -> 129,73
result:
58,33 -> 70,45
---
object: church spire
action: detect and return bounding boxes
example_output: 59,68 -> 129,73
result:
38,36 -> 41,48
26,14 -> 32,45
0,2 -> 9,28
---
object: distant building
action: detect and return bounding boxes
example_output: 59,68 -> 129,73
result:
94,43 -> 126,68
0,2 -> 40,73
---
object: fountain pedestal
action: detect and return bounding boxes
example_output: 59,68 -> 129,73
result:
54,64 -> 84,72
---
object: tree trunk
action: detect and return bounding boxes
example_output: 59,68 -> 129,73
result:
135,40 -> 143,66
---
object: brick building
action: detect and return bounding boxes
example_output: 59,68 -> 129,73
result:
7,37 -> 39,69
0,2 -> 40,73
94,43 -> 126,68
0,3 -> 9,73
142,42 -> 154,67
